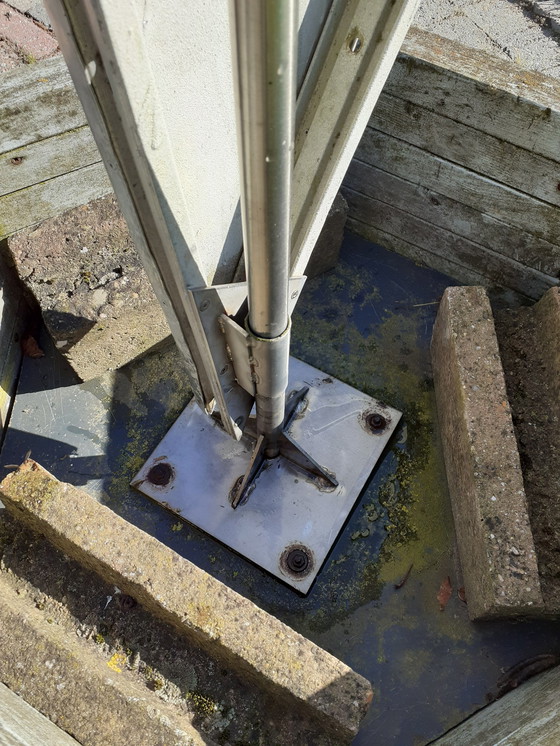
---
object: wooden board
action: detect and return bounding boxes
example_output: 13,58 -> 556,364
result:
434,666 -> 560,745
345,188 -> 556,299
397,29 -> 560,162
0,56 -> 86,152
371,91 -> 560,208
347,217 -> 491,288
0,682 -> 80,745
0,127 -> 100,198
345,160 -> 560,277
355,128 -> 560,248
0,163 -> 112,241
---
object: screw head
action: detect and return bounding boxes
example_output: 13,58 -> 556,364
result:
147,462 -> 174,486
349,36 -> 362,53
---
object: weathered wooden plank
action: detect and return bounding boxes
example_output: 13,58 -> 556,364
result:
356,128 -> 560,247
402,27 -> 560,115
371,92 -> 560,207
347,217 -> 491,288
0,163 -> 112,241
0,56 -> 85,152
0,127 -> 100,197
386,50 -> 560,162
344,160 -> 560,277
0,682 -> 81,745
434,666 -> 560,745
346,188 -> 556,299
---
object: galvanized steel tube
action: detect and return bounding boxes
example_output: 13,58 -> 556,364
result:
230,0 -> 297,451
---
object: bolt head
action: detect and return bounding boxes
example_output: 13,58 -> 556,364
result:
147,462 -> 174,486
366,412 -> 387,432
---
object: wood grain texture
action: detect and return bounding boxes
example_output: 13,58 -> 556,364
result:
346,188 -> 555,299
355,128 -> 560,247
386,51 -> 560,162
434,666 -> 560,745
402,27 -> 560,114
371,91 -> 560,207
347,217 -> 490,288
0,682 -> 80,746
345,161 -> 560,278
0,126 -> 100,197
0,162 -> 112,241
0,56 -> 86,152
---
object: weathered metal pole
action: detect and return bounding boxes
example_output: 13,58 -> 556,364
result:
229,0 -> 297,456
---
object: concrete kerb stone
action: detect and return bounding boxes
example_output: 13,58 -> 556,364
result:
431,286 -> 544,620
0,571 -> 215,746
0,460 -> 373,743
533,287 -> 560,402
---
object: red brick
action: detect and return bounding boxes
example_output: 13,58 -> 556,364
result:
0,1 -> 58,60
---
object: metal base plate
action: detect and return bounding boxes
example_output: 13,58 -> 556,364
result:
133,357 -> 401,592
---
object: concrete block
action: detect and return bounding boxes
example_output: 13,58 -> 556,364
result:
7,195 -> 171,380
305,192 -> 348,279
0,572 -> 216,746
494,286 -> 560,613
431,286 -> 544,620
0,1 -> 58,59
533,287 -> 560,403
0,682 -> 80,746
0,460 -> 373,743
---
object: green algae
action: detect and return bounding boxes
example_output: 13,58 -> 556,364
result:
290,261 -> 452,629
105,342 -> 192,520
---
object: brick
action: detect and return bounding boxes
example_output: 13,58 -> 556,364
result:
0,1 -> 58,59
0,461 -> 373,743
431,286 -> 544,620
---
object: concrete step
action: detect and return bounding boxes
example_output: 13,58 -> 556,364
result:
0,461 -> 372,745
431,286 -> 560,620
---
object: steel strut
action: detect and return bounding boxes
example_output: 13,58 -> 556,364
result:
229,0 -> 337,507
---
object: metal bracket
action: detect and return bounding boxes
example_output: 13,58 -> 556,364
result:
133,357 -> 401,593
189,278 -> 306,437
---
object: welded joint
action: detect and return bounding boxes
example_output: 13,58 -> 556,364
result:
247,322 -> 290,396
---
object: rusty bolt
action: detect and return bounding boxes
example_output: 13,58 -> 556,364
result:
146,462 -> 174,486
286,548 -> 310,574
10,157 -> 24,165
366,412 -> 387,432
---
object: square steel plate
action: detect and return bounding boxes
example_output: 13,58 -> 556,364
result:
133,357 -> 401,592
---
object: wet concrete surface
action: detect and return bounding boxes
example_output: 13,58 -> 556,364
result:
3,232 -> 560,745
